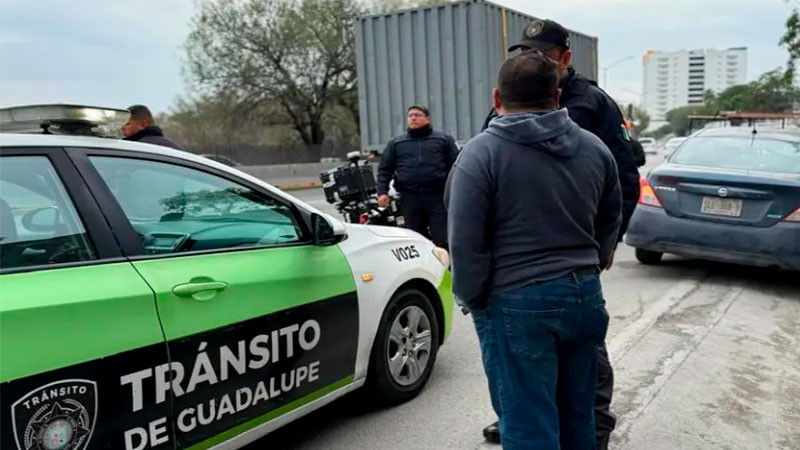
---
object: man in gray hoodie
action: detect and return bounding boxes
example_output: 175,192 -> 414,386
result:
445,51 -> 622,449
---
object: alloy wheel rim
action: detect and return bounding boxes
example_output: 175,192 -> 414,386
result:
386,305 -> 432,386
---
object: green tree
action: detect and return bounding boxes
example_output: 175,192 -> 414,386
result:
183,0 -> 443,150
160,92 -> 298,154
185,0 -> 362,147
644,124 -> 673,140
706,85 -> 747,111
665,104 -> 714,137
746,69 -> 800,112
710,69 -> 799,113
781,1 -> 800,80
161,90 -> 362,160
658,67 -> 800,140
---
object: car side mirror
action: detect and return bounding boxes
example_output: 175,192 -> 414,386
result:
311,213 -> 344,246
22,207 -> 60,232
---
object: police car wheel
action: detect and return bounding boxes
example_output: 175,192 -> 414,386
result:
367,288 -> 440,405
635,248 -> 663,265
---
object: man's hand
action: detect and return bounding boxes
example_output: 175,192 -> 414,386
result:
377,194 -> 390,208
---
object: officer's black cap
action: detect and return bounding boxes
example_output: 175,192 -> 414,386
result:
508,19 -> 571,52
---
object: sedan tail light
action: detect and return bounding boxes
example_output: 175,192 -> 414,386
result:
784,207 -> 800,222
639,177 -> 663,208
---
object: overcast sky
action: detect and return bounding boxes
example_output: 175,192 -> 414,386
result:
0,0 -> 794,113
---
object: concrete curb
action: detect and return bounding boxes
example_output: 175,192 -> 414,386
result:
276,180 -> 323,191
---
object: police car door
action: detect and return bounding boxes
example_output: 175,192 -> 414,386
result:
70,149 -> 360,449
0,146 -> 172,450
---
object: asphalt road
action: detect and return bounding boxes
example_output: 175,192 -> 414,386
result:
250,152 -> 800,449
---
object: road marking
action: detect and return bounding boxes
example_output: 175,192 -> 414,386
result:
613,285 -> 744,442
608,277 -> 703,365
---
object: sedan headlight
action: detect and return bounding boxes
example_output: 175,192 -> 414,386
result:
432,247 -> 450,267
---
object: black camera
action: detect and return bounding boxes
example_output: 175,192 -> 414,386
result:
320,152 -> 404,227
321,161 -> 376,204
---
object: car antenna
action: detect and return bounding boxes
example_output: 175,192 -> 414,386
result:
750,122 -> 757,147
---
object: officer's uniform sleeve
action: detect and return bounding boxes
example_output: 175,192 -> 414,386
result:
631,139 -> 646,167
376,139 -> 396,195
565,105 -> 597,132
610,134 -> 640,238
568,104 -> 640,238
595,155 -> 623,269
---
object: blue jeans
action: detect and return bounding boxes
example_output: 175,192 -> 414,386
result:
472,269 -> 609,450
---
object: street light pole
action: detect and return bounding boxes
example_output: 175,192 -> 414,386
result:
602,55 -> 636,90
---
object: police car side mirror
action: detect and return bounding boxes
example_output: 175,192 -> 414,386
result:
22,206 -> 61,232
311,213 -> 344,246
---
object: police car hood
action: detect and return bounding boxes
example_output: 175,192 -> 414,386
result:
347,223 -> 426,240
486,109 -> 579,158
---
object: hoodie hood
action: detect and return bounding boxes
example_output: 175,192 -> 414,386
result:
486,109 -> 579,158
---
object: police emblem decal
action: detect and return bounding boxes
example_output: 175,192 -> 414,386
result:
11,380 -> 97,450
525,20 -> 544,37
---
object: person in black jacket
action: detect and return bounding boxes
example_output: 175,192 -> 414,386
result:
121,104 -> 184,150
377,105 -> 459,248
480,20 -> 640,449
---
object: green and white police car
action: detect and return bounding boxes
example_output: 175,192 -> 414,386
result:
0,106 -> 453,450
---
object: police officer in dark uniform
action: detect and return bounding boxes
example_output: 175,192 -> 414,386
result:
480,19 -> 640,449
377,105 -> 459,248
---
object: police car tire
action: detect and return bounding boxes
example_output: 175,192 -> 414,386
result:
366,287 -> 440,406
635,248 -> 663,265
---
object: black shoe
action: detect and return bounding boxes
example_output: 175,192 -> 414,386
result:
483,421 -> 501,444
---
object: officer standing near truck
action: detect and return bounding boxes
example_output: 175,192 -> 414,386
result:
480,19 -> 641,450
377,105 -> 459,249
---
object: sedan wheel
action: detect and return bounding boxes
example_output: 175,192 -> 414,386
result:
636,248 -> 664,265
386,305 -> 433,386
367,288 -> 439,405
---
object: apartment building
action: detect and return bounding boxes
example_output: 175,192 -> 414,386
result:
643,48 -> 747,122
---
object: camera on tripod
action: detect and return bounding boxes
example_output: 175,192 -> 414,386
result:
320,152 -> 404,227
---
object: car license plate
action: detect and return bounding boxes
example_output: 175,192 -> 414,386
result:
701,196 -> 743,217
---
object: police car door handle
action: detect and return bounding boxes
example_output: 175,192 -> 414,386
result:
172,281 -> 229,301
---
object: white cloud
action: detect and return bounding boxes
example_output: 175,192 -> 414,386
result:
0,0 -> 195,112
0,0 -> 793,113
